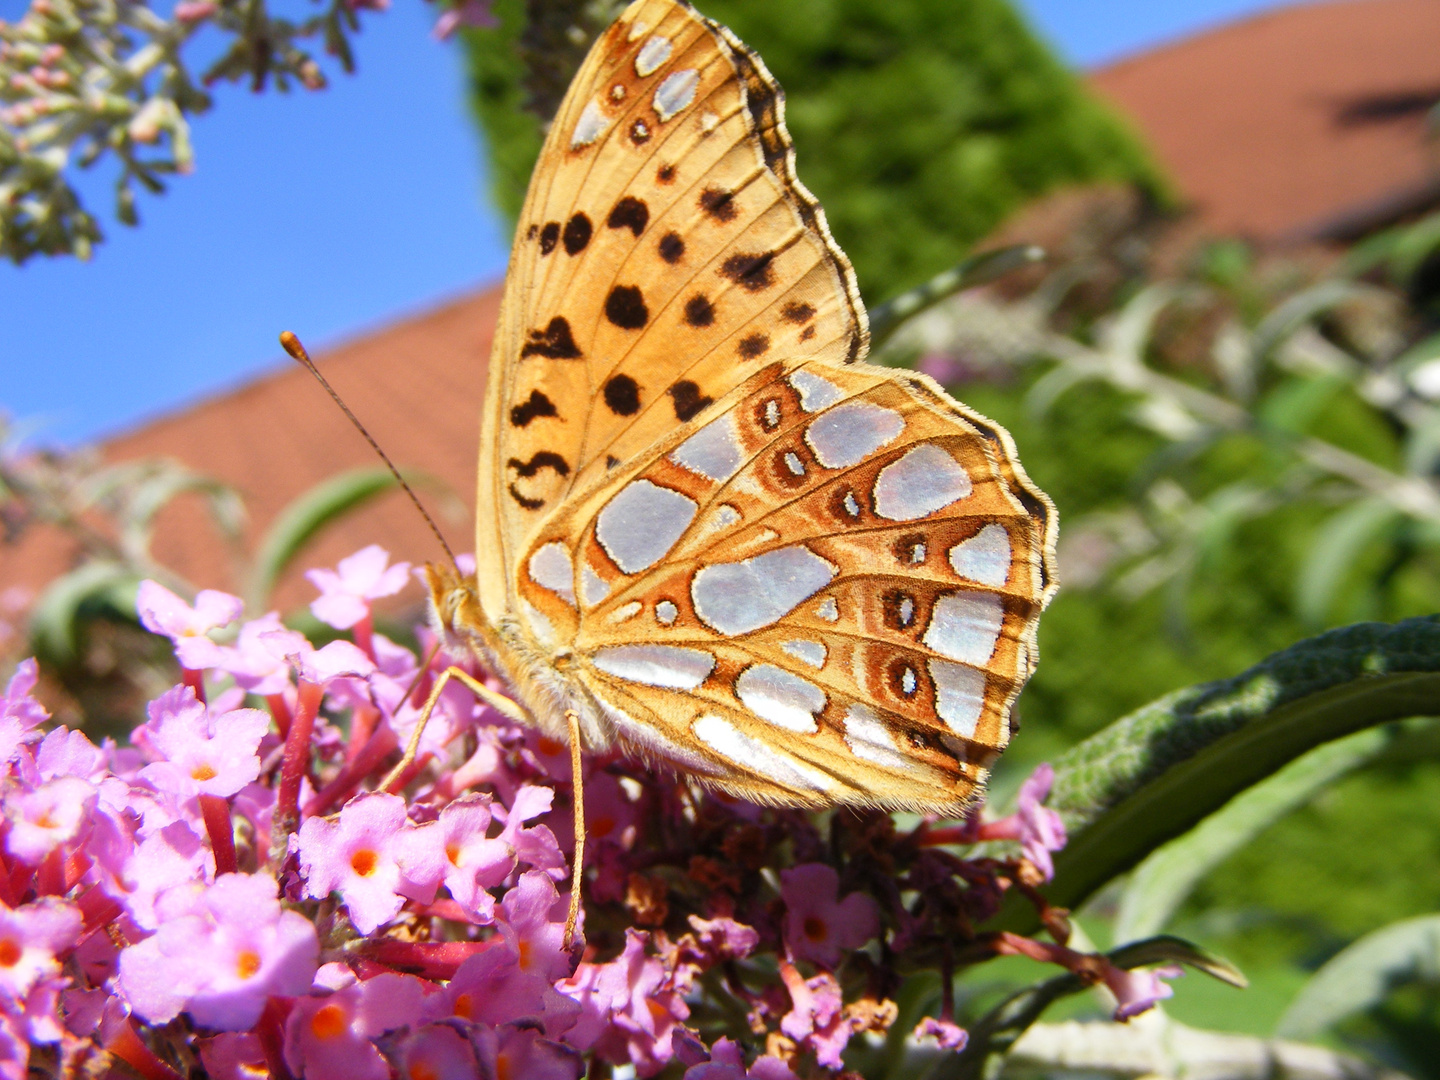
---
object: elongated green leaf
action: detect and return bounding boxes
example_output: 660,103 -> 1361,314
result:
247,468 -> 444,609
993,616 -> 1440,933
1277,914 -> 1440,1039
1295,498 -> 1401,626
1114,726 -> 1397,942
29,561 -> 143,664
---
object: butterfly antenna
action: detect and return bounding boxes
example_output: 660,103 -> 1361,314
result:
280,330 -> 459,569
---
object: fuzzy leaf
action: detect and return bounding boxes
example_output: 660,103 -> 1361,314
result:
993,616 -> 1440,932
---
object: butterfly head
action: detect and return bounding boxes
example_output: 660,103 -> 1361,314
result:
423,561 -> 490,658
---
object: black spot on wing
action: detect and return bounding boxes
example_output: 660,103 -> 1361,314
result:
509,484 -> 545,510
720,252 -> 776,292
526,224 -> 539,241
782,301 -> 816,323
669,380 -> 713,422
605,286 -> 649,329
509,389 -> 558,427
563,213 -> 592,255
629,118 -> 651,145
699,187 -> 738,222
738,332 -> 770,359
607,196 -> 649,237
684,295 -> 715,327
539,222 -> 560,255
657,163 -> 676,183
659,232 -> 685,264
603,374 -> 641,415
508,452 -> 570,478
521,317 -> 582,359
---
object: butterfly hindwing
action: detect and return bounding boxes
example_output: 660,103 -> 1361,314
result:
515,361 -> 1055,811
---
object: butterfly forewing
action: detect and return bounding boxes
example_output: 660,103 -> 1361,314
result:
464,0 -> 1057,815
475,0 -> 865,624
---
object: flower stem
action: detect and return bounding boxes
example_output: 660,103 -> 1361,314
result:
275,680 -> 324,841
199,793 -> 237,875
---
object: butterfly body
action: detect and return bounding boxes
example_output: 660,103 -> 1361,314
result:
431,0 -> 1058,815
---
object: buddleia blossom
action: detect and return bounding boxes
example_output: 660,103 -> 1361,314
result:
0,546 -> 1109,1080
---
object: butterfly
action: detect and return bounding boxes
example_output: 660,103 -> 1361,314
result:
408,0 -> 1057,927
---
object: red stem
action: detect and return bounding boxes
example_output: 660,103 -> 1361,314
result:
181,668 -> 206,705
353,612 -> 375,662
383,754 -> 431,796
34,848 -> 65,896
104,1017 -> 184,1080
304,725 -> 398,818
359,938 -> 493,979
346,702 -> 380,763
275,680 -> 324,838
199,794 -> 237,875
256,998 -> 296,1080
267,693 -> 294,742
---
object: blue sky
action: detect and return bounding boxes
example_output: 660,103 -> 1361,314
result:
2,0 -> 1299,447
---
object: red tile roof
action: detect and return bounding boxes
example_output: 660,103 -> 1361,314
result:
1090,0 -> 1440,242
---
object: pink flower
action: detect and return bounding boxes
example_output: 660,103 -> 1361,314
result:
687,915 -> 759,963
683,1038 -> 800,1080
914,1016 -> 968,1050
394,1024 -> 479,1080
779,863 -> 879,969
497,870 -> 572,981
981,763 -> 1067,880
118,872 -> 318,1029
433,0 -> 498,39
0,897 -> 81,999
428,942 -> 578,1037
4,776 -> 96,864
207,614 -> 301,695
496,784 -> 566,876
306,545 -> 411,630
284,967 -> 425,1080
777,963 -> 859,1069
108,821 -> 214,931
1104,963 -> 1182,1021
568,929 -> 688,1076
33,725 -> 104,780
0,659 -> 47,764
295,792 -> 446,934
436,795 -> 513,921
198,1033 -> 267,1080
136,581 -> 243,668
279,637 -> 376,686
134,686 -> 269,798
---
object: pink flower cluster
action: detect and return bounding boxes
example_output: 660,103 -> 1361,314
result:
0,543 -> 1172,1079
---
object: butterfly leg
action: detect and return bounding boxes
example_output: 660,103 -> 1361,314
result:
379,665 -> 529,792
564,707 -> 586,950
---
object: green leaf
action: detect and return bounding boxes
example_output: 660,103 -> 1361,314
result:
992,616 -> 1440,933
1277,913 -> 1440,1039
1295,498 -> 1402,626
1250,280 -> 1363,364
28,561 -> 144,665
247,468 -> 443,610
926,935 -> 1243,1080
1113,725 -> 1396,943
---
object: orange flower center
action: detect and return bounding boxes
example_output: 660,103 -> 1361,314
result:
34,812 -> 56,829
309,1003 -> 347,1040
803,916 -> 828,942
191,763 -> 218,782
446,844 -> 463,867
591,815 -> 615,838
537,737 -> 563,757
235,950 -> 262,979
411,1065 -> 439,1080
350,849 -> 379,877
452,992 -> 474,1020
0,939 -> 21,967
517,940 -> 533,971
496,1052 -> 513,1080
